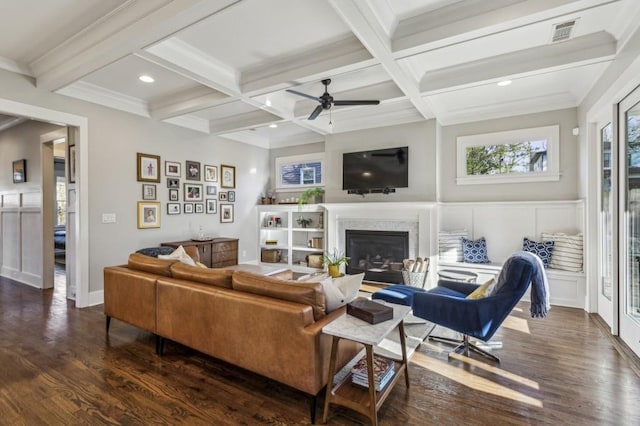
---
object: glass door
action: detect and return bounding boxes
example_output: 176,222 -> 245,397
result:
598,121 -> 614,328
619,86 -> 640,356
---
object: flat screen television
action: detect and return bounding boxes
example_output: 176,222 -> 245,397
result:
342,146 -> 408,193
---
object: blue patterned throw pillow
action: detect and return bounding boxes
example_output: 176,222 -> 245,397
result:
522,237 -> 554,268
462,237 -> 491,263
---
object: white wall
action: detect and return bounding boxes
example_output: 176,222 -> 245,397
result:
439,108 -> 580,202
0,69 -> 270,296
325,120 -> 437,203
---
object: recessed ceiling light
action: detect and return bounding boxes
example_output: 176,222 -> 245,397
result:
269,123 -> 278,128
265,99 -> 272,107
139,75 -> 155,83
497,80 -> 512,87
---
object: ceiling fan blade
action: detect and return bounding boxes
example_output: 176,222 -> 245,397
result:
308,105 -> 323,120
333,100 -> 380,106
286,89 -> 321,102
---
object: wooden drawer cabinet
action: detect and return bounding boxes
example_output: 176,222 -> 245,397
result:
162,238 -> 238,268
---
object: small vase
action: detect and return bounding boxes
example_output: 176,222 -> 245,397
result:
328,265 -> 341,278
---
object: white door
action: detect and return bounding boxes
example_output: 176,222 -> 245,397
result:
598,121 -> 615,328
619,86 -> 640,356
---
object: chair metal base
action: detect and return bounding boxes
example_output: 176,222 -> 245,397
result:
427,328 -> 500,363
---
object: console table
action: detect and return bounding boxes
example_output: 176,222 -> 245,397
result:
162,238 -> 238,268
322,302 -> 411,425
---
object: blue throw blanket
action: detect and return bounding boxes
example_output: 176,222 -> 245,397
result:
497,251 -> 550,318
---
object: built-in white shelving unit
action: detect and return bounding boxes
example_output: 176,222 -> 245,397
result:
257,204 -> 326,273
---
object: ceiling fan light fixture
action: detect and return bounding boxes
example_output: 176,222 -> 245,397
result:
497,80 -> 512,87
139,74 -> 155,83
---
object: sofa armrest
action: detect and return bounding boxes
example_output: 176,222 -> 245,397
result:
104,266 -> 158,333
437,279 -> 479,295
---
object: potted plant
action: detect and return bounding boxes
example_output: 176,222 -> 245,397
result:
298,187 -> 325,208
323,249 -> 350,278
296,216 -> 312,228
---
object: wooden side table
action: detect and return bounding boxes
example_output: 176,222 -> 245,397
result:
322,303 -> 411,425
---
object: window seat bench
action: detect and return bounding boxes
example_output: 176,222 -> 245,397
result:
437,260 -> 585,309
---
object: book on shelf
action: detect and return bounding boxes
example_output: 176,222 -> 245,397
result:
351,355 -> 395,391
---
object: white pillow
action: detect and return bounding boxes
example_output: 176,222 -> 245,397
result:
541,232 -> 583,272
158,245 -> 196,267
322,273 -> 365,312
438,230 -> 467,262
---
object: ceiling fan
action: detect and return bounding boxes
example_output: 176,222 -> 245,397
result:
286,78 -> 380,120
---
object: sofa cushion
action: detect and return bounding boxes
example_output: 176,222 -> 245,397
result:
542,232 -> 583,272
127,253 -> 177,277
439,229 -> 467,262
522,237 -> 554,268
232,271 -> 326,320
158,245 -> 196,266
322,273 -> 364,312
136,246 -> 174,258
170,262 -> 233,288
462,237 -> 491,263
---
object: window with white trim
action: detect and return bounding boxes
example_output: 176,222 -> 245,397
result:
275,153 -> 324,191
456,125 -> 560,185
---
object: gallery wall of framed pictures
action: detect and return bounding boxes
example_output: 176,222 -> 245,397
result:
135,152 -> 237,229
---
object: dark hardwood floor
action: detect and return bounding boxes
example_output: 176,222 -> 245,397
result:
1,275 -> 640,425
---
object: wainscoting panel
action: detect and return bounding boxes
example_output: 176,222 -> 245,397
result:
1,210 -> 21,271
21,210 -> 42,280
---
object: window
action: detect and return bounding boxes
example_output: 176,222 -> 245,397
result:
276,153 -> 324,191
456,125 -> 560,185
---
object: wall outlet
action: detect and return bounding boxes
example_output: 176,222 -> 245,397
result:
102,213 -> 116,223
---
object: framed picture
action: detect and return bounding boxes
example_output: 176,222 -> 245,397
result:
195,203 -> 204,214
167,178 -> 180,189
219,192 -> 228,201
142,184 -> 156,200
184,183 -> 203,201
228,190 -> 235,202
167,203 -> 180,215
186,160 -> 201,181
137,201 -> 160,228
204,165 -> 218,182
220,204 -> 234,223
184,203 -> 194,214
137,153 -> 161,183
165,161 -> 181,177
206,185 -> 217,196
206,199 -> 217,214
12,159 -> 26,183
169,189 -> 179,201
68,145 -> 77,184
221,164 -> 236,188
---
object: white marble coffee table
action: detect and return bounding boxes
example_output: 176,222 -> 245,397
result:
322,302 -> 411,425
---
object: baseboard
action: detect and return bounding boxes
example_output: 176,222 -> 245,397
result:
0,267 -> 42,288
88,290 -> 104,307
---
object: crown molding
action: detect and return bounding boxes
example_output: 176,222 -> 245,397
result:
0,56 -> 33,77
56,81 -> 149,117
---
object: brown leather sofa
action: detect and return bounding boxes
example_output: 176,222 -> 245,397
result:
103,252 -> 361,421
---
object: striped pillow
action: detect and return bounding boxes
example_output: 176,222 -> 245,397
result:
541,232 -> 583,272
438,230 -> 467,262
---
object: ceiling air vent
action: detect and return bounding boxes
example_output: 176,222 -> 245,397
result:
551,20 -> 576,42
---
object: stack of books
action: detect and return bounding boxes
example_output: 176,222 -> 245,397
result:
351,355 -> 395,391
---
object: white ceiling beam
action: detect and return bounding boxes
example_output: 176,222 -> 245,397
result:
420,32 -> 617,93
392,0 -> 612,57
149,86 -> 230,120
328,0 -> 436,120
33,0 -> 240,92
209,110 -> 282,134
0,116 -> 28,132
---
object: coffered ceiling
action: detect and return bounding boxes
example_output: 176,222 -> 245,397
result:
1,0 -> 638,148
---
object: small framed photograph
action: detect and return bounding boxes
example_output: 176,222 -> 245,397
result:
137,153 -> 161,183
169,189 -> 179,201
219,192 -> 228,201
204,165 -> 218,182
220,204 -> 234,223
167,203 -> 180,215
184,183 -> 203,201
142,184 -> 156,200
167,178 -> 180,189
221,164 -> 236,188
228,190 -> 235,202
165,161 -> 181,177
68,145 -> 77,184
184,203 -> 194,214
137,201 -> 160,228
195,203 -> 204,214
206,185 -> 217,196
186,160 -> 201,181
12,159 -> 27,183
206,199 -> 217,214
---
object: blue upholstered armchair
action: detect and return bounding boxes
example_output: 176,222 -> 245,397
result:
412,253 -> 541,362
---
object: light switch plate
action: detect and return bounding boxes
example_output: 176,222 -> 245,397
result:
102,213 -> 116,223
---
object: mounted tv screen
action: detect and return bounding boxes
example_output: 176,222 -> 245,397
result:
342,146 -> 408,192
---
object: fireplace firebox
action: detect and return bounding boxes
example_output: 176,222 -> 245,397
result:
345,230 -> 409,283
